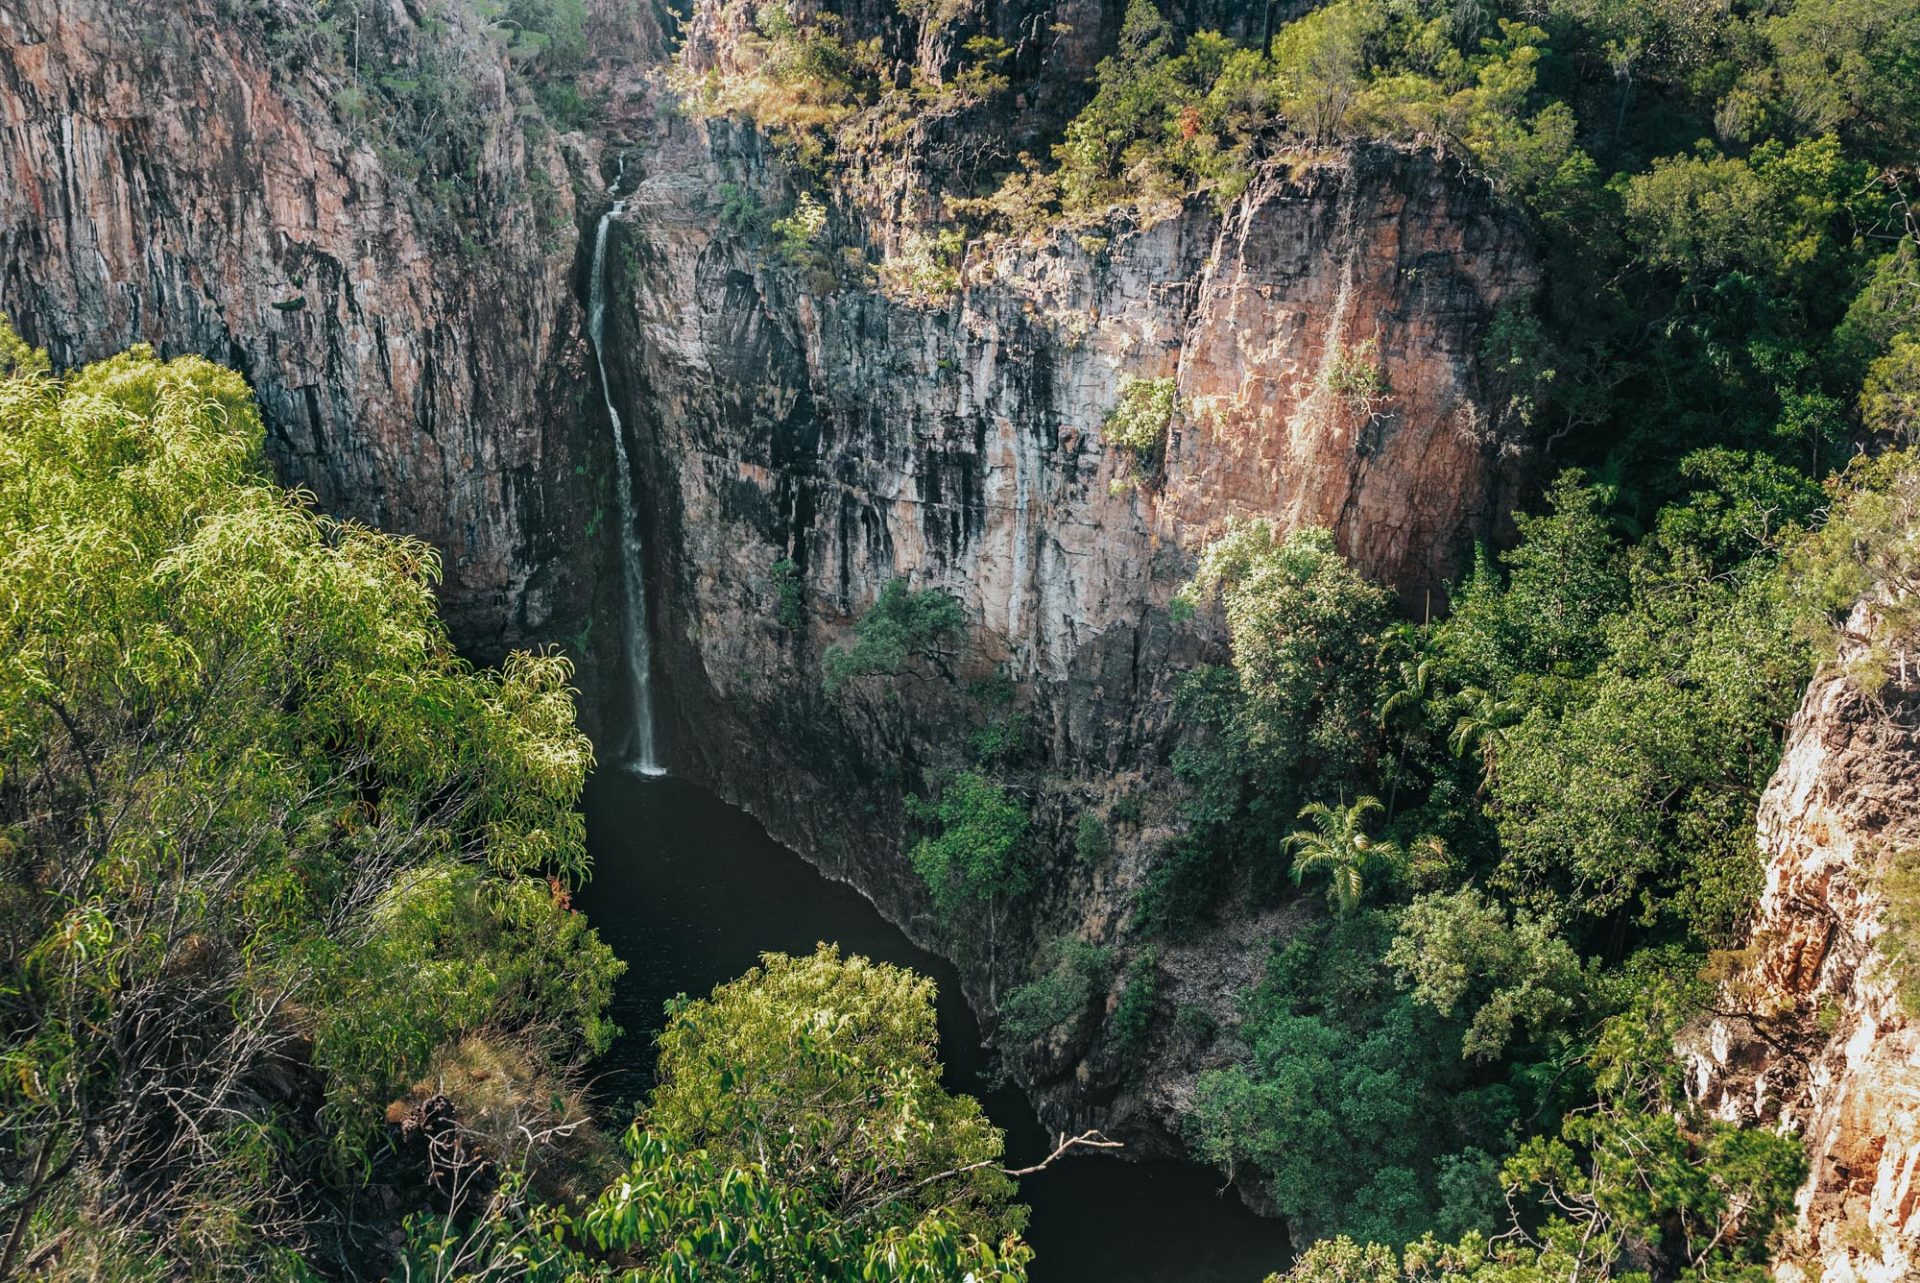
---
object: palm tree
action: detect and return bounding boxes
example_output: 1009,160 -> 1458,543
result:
1376,652 -> 1436,820
1449,685 -> 1520,795
1285,796 -> 1396,915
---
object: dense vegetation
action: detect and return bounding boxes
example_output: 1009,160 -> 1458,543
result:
0,329 -> 615,1275
684,0 -> 1918,1275
0,331 -> 1042,1280
10,0 -> 1920,1273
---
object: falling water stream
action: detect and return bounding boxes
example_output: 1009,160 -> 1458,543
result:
577,162 -> 1290,1283
588,161 -> 665,775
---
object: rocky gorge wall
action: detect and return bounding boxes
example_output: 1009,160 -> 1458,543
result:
0,0 -> 1538,1157
0,0 -> 609,654
1686,618 -> 1920,1282
603,111 -> 1538,1138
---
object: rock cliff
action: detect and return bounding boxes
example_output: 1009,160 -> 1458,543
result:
0,0 -> 607,653
1,0 -> 1538,1154
1686,615 -> 1920,1282
602,113 -> 1537,1138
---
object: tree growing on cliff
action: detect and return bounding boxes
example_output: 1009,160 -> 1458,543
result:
823,578 -> 967,695
906,771 -> 1034,988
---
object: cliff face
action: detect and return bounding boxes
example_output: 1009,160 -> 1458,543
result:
604,116 -> 1536,1135
0,0 -> 606,654
0,0 -> 1539,1152
1686,621 -> 1920,1282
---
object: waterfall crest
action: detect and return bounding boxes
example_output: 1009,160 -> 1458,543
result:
588,164 -> 665,775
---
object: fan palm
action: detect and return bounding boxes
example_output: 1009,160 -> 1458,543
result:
1285,795 -> 1395,915
1376,653 -> 1436,819
1449,684 -> 1520,795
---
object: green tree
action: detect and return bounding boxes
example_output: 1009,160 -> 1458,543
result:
403,947 -> 1036,1283
1184,523 -> 1392,782
823,578 -> 966,694
1385,888 -> 1585,1060
999,935 -> 1112,1044
1286,796 -> 1397,915
0,329 -> 615,1273
1446,685 -> 1520,794
645,946 -> 1025,1248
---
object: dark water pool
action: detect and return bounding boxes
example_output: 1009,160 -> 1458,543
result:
576,767 -> 1292,1283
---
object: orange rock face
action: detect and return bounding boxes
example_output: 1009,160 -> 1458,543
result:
1686,629 -> 1920,1282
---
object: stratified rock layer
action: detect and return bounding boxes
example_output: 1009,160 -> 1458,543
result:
0,0 -> 601,652
1687,625 -> 1920,1282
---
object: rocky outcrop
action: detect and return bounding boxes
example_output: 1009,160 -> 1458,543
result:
602,115 -> 1536,1137
1686,618 -> 1920,1282
0,0 -> 609,654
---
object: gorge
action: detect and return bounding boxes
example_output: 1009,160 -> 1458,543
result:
4,0 -> 1920,1278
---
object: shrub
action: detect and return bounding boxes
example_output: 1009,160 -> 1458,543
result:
771,556 -> 804,629
1075,812 -> 1112,864
999,936 -> 1113,1044
771,190 -> 830,267
1109,948 -> 1160,1051
822,578 -> 966,694
1102,374 -> 1179,456
906,771 -> 1033,924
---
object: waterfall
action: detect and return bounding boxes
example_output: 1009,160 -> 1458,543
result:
588,163 -> 666,776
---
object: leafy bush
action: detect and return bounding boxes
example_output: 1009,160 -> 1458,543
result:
822,578 -> 966,694
1101,375 -> 1179,456
1108,948 -> 1160,1052
906,771 -> 1033,926
770,556 -> 804,628
999,936 -> 1113,1044
1075,812 -> 1112,864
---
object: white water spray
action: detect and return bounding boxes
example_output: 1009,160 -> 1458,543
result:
588,159 -> 666,775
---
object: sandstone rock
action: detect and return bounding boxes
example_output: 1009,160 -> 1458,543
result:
0,0 -> 609,654
1686,625 -> 1920,1282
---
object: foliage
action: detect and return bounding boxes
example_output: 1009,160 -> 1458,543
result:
906,771 -> 1033,923
1108,948 -> 1161,1052
1862,333 -> 1920,443
770,556 -> 804,629
1270,1237 -> 1398,1283
646,946 -> 1024,1244
999,935 -> 1112,1044
1286,796 -> 1398,916
770,190 -> 832,274
1185,916 -> 1532,1246
1322,339 -> 1392,422
879,228 -> 968,304
822,578 -> 966,694
1101,375 -> 1179,456
670,0 -> 1010,183
1787,450 -> 1920,686
1269,985 -> 1803,1283
0,329 -> 613,1274
1385,889 -> 1585,1060
1183,523 -> 1393,782
1877,846 -> 1920,1018
576,1129 -> 1032,1283
1074,812 -> 1112,864
399,947 -> 1034,1283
